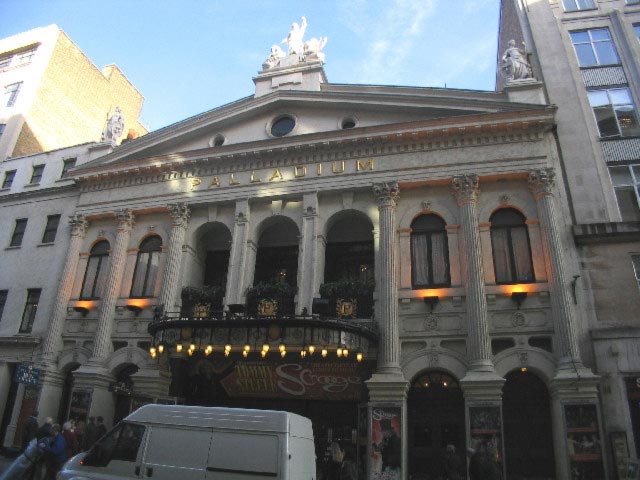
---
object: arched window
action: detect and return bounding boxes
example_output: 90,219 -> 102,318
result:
411,214 -> 450,288
490,208 -> 535,284
80,241 -> 110,299
130,236 -> 162,298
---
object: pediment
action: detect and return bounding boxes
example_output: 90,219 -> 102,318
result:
77,85 -> 551,172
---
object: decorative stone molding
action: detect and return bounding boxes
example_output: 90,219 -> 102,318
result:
500,195 -> 510,205
421,200 -> 431,211
528,168 -> 555,199
69,214 -> 89,237
168,203 -> 191,227
451,174 -> 479,205
425,316 -> 438,331
115,209 -> 135,231
428,352 -> 439,367
373,181 -> 399,207
511,312 -> 526,327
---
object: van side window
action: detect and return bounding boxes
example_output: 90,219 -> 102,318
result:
83,422 -> 145,467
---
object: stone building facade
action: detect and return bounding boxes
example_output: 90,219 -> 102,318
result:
0,25 -> 147,161
0,16 -> 621,480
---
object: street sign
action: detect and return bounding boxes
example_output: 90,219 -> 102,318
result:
15,363 -> 40,385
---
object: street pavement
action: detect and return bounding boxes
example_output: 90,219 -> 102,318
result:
0,452 -> 14,474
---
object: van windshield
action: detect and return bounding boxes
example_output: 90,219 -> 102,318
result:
83,422 -> 145,467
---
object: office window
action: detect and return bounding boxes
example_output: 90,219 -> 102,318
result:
634,24 -> 640,40
130,236 -> 162,298
588,88 -> 640,138
80,241 -> 110,299
30,165 -> 44,184
410,214 -> 450,288
562,0 -> 596,11
41,215 -> 61,244
60,158 -> 76,178
0,56 -> 11,69
0,290 -> 7,323
490,208 -> 535,284
9,218 -> 27,247
19,288 -> 40,333
570,29 -> 619,67
15,48 -> 36,65
2,170 -> 16,189
633,255 -> 640,289
3,82 -> 22,107
609,165 -> 640,221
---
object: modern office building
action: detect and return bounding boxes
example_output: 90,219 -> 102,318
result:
0,25 -> 147,162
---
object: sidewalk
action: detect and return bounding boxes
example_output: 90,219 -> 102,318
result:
0,452 -> 14,474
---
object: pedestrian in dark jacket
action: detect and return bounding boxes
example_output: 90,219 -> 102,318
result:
62,421 -> 80,458
36,417 -> 53,440
43,424 -> 67,480
21,411 -> 39,452
469,441 -> 501,480
95,416 -> 107,440
82,417 -> 96,450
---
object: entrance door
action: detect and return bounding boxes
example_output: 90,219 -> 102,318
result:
502,370 -> 555,479
408,370 -> 465,480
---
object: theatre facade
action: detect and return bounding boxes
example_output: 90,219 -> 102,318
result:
0,27 -> 608,480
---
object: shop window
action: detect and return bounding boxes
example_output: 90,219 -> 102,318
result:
562,0 -> 596,11
0,290 -> 7,323
83,422 -> 146,466
490,208 -> 535,284
2,170 -> 16,189
41,215 -> 61,244
19,288 -> 41,333
609,165 -> 640,221
588,88 -> 640,138
80,241 -> 110,299
130,236 -> 162,298
410,214 -> 450,288
570,28 -> 619,67
10,218 -> 27,247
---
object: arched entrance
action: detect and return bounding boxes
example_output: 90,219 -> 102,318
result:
408,370 -> 465,479
58,363 -> 80,424
502,369 -> 555,479
112,364 -> 139,424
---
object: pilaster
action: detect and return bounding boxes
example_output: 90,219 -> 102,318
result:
225,200 -> 250,306
158,203 -> 190,312
297,193 -> 318,314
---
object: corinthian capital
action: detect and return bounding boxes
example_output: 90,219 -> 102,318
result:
168,203 -> 191,227
69,214 -> 89,238
373,182 -> 400,207
115,209 -> 135,231
451,174 -> 479,205
528,168 -> 555,199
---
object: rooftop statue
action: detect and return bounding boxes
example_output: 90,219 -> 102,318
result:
500,40 -> 532,82
102,106 -> 125,146
262,17 -> 327,70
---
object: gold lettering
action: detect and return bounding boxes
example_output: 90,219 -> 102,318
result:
332,161 -> 345,173
317,163 -> 322,176
208,176 -> 220,188
190,178 -> 202,190
229,173 -> 240,185
269,169 -> 284,182
357,158 -> 374,172
250,171 -> 262,183
294,165 -> 307,178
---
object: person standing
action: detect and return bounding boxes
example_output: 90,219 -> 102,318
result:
21,411 -> 39,452
36,417 -> 53,440
42,424 -> 67,480
95,416 -> 107,440
62,422 -> 79,459
469,441 -> 501,480
82,417 -> 96,450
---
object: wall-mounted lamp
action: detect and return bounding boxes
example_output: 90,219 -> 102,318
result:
126,305 -> 143,316
511,291 -> 528,309
73,306 -> 89,317
423,296 -> 440,312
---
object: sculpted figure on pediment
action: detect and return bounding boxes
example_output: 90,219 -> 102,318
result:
500,39 -> 532,82
102,107 -> 125,146
262,17 -> 327,70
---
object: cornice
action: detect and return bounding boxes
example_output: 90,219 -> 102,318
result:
0,182 -> 78,204
76,107 -> 555,193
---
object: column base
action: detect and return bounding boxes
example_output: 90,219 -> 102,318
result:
366,371 -> 409,403
36,368 -> 66,421
73,363 -> 116,427
131,366 -> 172,399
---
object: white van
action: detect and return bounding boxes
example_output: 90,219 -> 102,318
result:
58,405 -> 316,479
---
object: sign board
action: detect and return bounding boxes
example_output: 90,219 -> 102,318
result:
15,363 -> 40,385
370,406 -> 402,480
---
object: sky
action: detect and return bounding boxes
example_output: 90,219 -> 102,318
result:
1,0 -> 502,133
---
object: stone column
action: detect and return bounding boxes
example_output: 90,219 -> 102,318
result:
297,194 -> 319,314
225,200 -> 250,306
41,214 -> 89,366
451,175 -> 494,373
158,204 -> 190,313
372,182 -> 401,374
91,209 -> 134,361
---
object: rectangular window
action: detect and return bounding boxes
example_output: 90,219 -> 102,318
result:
15,48 -> 36,66
562,0 -> 596,11
30,165 -> 44,184
19,288 -> 40,333
570,28 -> 619,67
3,82 -> 22,107
61,158 -> 76,178
609,165 -> 640,221
0,123 -> 5,140
634,24 -> 640,40
10,218 -> 27,247
0,290 -> 7,323
41,215 -> 61,244
588,88 -> 640,138
632,255 -> 640,290
2,170 -> 16,189
0,56 -> 11,69
627,0 -> 640,5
